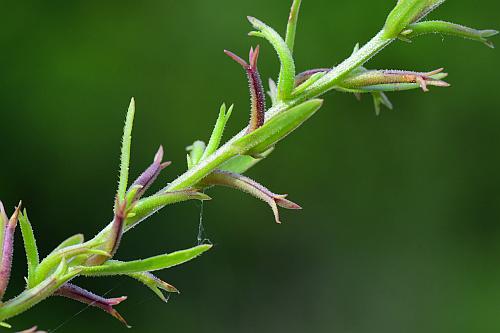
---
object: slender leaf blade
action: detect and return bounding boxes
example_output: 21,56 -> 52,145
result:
79,244 -> 212,276
18,210 -> 39,288
117,98 -> 136,202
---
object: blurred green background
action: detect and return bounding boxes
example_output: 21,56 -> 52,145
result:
1,0 -> 499,332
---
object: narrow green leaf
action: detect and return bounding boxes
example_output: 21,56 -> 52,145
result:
248,16 -> 296,100
201,104 -> 233,161
285,0 -> 302,53
402,21 -> 498,48
233,99 -> 323,155
0,322 -> 11,328
117,98 -> 136,202
79,244 -> 212,276
18,210 -> 39,288
128,271 -> 179,302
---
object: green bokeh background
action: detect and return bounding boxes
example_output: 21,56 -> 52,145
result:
1,0 -> 499,332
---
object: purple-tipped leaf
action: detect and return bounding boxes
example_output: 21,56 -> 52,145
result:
55,283 -> 129,327
341,68 -> 450,92
0,201 -> 8,267
202,170 -> 301,223
0,202 -> 21,301
381,68 -> 449,92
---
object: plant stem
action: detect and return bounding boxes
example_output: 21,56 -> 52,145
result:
165,32 -> 395,192
58,29 -> 397,273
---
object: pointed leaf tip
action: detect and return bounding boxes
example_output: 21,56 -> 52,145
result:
402,21 -> 498,48
117,97 -> 136,202
80,244 -> 213,276
247,16 -> 258,25
0,200 -> 8,224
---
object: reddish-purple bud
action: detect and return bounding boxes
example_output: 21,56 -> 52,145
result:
130,145 -> 171,200
55,283 -> 129,327
224,46 -> 266,133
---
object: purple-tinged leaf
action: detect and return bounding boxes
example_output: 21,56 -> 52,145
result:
201,170 -> 301,223
107,199 -> 127,258
55,283 -> 129,327
341,68 -> 450,92
382,68 -> 449,92
130,146 -> 171,200
0,201 -> 9,267
224,46 -> 266,133
295,68 -> 330,86
86,199 -> 127,266
0,202 -> 21,301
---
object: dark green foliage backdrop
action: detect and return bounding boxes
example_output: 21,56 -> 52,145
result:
1,0 -> 499,332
